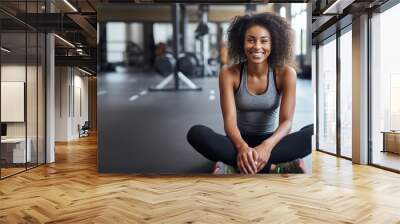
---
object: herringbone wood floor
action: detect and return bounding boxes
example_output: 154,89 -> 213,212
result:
1,134 -> 400,224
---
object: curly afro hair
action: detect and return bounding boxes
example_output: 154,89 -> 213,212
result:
227,12 -> 294,68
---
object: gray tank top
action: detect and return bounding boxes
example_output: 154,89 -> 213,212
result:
234,63 -> 281,134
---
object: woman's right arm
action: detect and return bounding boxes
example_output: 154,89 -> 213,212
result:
219,67 -> 257,174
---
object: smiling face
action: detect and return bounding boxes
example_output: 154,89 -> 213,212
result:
243,25 -> 272,64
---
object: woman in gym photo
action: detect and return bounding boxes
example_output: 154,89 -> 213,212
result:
187,12 -> 313,174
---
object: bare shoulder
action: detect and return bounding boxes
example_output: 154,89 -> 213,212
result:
275,65 -> 296,91
219,64 -> 241,79
219,64 -> 241,87
276,65 -> 297,80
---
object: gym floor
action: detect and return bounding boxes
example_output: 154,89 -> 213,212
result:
97,68 -> 313,173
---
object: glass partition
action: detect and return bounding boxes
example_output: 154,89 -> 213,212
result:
0,1 -> 46,179
1,30 -> 28,177
370,3 -> 400,171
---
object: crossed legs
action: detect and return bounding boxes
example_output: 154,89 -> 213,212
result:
187,124 -> 313,173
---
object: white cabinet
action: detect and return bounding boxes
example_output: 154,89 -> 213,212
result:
1,138 -> 32,163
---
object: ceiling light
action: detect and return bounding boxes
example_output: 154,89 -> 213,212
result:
76,48 -> 85,55
78,67 -> 92,76
63,0 -> 78,12
323,0 -> 341,14
54,34 -> 75,48
322,0 -> 354,15
1,47 -> 11,53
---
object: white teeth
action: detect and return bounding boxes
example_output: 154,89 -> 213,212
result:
251,52 -> 263,57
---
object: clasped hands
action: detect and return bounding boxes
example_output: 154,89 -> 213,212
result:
236,143 -> 272,174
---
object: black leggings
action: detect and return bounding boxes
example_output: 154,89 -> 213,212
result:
187,124 -> 313,173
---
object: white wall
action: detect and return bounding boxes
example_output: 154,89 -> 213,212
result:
55,66 -> 69,141
1,65 -> 25,134
71,72 -> 89,138
1,65 -> 39,138
55,67 -> 89,141
127,23 -> 144,47
1,65 -> 26,141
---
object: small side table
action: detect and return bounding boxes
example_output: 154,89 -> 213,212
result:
381,131 -> 400,154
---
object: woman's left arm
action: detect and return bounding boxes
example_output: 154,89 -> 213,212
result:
255,66 -> 297,171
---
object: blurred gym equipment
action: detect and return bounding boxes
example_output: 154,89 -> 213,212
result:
195,22 -> 209,39
149,4 -> 201,91
195,5 -> 212,77
178,52 -> 200,77
124,42 -> 144,67
155,53 -> 176,77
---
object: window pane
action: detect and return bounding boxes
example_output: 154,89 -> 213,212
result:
318,37 -> 337,154
106,22 -> 127,64
153,23 -> 173,45
107,22 -> 126,42
340,29 -> 352,158
107,43 -> 126,52
107,52 -> 124,63
371,4 -> 400,170
291,4 -> 307,56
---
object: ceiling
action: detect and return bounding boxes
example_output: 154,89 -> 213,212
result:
1,0 -> 308,74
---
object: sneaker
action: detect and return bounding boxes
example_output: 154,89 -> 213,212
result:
212,161 -> 238,174
273,159 -> 306,174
